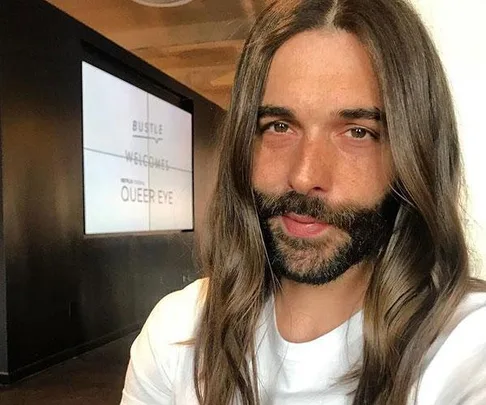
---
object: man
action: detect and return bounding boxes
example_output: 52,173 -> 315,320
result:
121,0 -> 486,404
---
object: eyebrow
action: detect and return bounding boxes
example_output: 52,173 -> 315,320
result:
336,107 -> 384,122
257,105 -> 297,121
258,105 -> 384,123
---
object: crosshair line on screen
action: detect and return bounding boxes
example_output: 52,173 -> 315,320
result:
83,147 -> 192,173
132,135 -> 164,143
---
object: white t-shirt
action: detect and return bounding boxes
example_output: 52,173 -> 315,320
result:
121,278 -> 486,404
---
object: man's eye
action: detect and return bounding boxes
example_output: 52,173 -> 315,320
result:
273,122 -> 289,133
347,127 -> 377,140
261,121 -> 289,133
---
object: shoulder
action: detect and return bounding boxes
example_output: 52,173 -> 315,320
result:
440,292 -> 486,347
416,292 -> 486,404
121,279 -> 208,403
144,277 -> 208,344
430,291 -> 486,364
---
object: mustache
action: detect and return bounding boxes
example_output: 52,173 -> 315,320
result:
253,190 -> 389,232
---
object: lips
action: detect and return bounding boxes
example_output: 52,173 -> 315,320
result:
281,213 -> 330,238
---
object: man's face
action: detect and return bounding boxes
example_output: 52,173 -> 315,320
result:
252,29 -> 396,285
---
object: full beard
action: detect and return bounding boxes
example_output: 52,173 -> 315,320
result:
254,190 -> 399,286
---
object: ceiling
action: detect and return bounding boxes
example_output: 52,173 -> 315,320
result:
46,0 -> 268,109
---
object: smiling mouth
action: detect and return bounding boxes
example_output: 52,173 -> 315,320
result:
280,212 -> 330,238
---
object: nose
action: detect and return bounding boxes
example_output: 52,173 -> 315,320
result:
287,135 -> 335,197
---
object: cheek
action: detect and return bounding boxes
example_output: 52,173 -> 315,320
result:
339,150 -> 393,204
373,148 -> 394,192
252,143 -> 266,191
329,150 -> 392,207
252,141 -> 289,191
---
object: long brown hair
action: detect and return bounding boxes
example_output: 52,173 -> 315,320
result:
193,1 -> 485,404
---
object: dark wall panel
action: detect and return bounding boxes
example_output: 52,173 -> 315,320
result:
0,0 -> 222,382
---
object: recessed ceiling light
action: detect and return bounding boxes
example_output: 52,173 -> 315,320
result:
131,0 -> 194,7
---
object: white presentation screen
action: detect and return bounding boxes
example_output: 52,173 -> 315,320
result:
82,61 -> 193,234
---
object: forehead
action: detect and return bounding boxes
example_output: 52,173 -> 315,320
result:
262,29 -> 382,113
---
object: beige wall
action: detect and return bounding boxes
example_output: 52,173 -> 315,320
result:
413,0 -> 486,279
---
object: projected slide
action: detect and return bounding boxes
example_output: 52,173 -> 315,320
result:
82,61 -> 193,234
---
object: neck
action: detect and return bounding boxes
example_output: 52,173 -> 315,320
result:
274,263 -> 369,343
